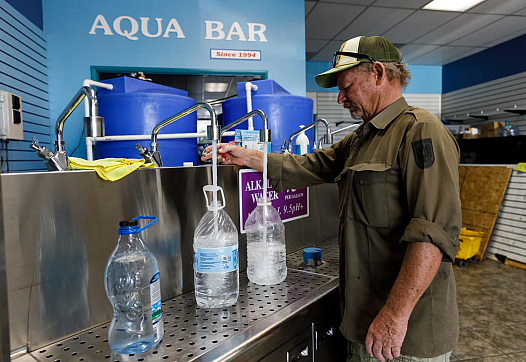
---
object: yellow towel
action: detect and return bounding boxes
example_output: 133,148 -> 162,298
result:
69,157 -> 156,181
517,163 -> 526,173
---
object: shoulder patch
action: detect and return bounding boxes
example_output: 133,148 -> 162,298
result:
411,138 -> 434,169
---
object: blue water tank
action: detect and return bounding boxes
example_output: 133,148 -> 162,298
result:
222,80 -> 314,153
97,77 -> 198,166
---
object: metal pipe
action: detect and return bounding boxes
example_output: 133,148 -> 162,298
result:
285,118 -> 331,154
55,86 -> 97,152
221,109 -> 269,137
317,123 -> 362,149
150,102 -> 217,152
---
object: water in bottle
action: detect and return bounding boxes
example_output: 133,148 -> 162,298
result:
245,197 -> 287,285
194,186 -> 239,308
104,217 -> 164,354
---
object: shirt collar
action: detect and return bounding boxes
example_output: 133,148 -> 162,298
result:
370,97 -> 409,130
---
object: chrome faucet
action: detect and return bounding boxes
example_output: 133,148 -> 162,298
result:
317,122 -> 362,149
220,109 -> 271,145
30,86 -> 104,171
282,118 -> 332,154
136,102 -> 220,167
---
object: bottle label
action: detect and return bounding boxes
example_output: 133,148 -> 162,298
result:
193,245 -> 238,273
150,272 -> 163,343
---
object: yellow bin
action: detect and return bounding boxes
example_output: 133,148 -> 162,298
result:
456,227 -> 484,261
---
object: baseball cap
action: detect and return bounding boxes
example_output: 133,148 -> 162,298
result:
315,36 -> 402,88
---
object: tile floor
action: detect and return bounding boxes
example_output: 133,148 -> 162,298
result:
452,258 -> 526,361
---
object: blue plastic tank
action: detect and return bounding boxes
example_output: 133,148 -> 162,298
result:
97,77 -> 198,166
222,80 -> 314,153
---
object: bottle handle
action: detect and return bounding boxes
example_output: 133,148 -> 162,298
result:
132,216 -> 159,233
203,185 -> 226,209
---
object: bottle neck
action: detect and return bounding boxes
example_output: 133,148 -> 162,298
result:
116,233 -> 147,254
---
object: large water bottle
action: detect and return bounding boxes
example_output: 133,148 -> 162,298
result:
245,197 -> 287,285
194,185 -> 239,308
498,120 -> 521,137
104,216 -> 164,354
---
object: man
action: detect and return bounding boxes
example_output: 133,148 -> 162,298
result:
202,36 -> 461,362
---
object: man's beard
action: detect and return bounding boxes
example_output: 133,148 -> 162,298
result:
344,102 -> 362,121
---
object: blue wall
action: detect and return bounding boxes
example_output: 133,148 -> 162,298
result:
0,0 -> 50,172
5,0 -> 43,30
443,33 -> 526,93
306,62 -> 442,94
43,0 -> 306,159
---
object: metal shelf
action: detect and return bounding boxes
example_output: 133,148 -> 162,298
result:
28,239 -> 340,362
503,108 -> 526,115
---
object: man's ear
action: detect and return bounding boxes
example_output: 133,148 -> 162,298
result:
372,62 -> 385,84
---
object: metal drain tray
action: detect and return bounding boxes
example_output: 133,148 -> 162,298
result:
28,264 -> 337,362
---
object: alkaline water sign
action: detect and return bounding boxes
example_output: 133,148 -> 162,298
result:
239,169 -> 308,233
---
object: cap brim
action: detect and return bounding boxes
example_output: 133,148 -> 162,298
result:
315,62 -> 361,88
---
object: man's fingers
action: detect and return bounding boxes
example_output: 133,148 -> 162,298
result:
382,346 -> 394,361
392,346 -> 401,358
365,334 -> 374,356
372,341 -> 385,362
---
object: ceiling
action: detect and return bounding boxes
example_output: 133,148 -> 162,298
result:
305,0 -> 526,65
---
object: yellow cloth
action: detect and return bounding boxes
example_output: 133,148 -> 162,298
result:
68,157 -> 156,181
517,163 -> 526,173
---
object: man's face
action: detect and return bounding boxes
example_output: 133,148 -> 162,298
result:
336,67 -> 377,122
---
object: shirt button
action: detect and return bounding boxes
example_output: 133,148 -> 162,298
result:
359,180 -> 364,185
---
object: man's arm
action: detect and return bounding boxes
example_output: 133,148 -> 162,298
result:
365,242 -> 443,361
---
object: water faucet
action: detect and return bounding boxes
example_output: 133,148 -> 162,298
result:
282,118 -> 332,154
220,109 -> 271,145
30,85 -> 104,171
317,122 -> 362,149
136,102 -> 220,167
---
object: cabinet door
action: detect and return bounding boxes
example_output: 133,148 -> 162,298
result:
260,328 -> 312,362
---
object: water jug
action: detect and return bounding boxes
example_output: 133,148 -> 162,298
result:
104,216 -> 164,354
194,185 -> 239,308
245,197 -> 287,285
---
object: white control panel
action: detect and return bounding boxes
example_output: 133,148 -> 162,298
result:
0,90 -> 23,140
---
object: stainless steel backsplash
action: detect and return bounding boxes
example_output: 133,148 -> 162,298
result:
0,166 -> 338,354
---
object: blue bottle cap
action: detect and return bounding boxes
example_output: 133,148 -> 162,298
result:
303,247 -> 322,265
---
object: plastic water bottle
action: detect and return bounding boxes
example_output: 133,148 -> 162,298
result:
498,120 -> 521,137
295,125 -> 310,155
194,185 -> 239,308
245,197 -> 287,285
104,216 -> 164,354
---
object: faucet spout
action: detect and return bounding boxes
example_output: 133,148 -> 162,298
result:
220,109 -> 271,143
284,118 -> 331,154
55,86 -> 98,153
145,102 -> 218,167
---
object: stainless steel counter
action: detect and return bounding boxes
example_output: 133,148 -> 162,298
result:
25,237 -> 340,362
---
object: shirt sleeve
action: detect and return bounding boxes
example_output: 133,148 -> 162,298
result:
267,136 -> 351,193
399,112 -> 462,262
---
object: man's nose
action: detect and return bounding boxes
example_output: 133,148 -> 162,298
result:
337,90 -> 346,104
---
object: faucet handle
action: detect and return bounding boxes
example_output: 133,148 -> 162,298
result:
30,135 -> 42,151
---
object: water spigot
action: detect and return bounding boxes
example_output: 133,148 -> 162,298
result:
30,85 -> 104,171
141,102 -> 218,167
31,136 -> 69,171
283,118 -> 331,154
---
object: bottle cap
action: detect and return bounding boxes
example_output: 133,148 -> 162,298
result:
303,247 -> 322,266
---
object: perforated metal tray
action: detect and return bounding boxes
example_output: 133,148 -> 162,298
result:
29,259 -> 337,362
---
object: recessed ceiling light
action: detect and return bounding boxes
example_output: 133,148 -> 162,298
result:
205,82 -> 229,92
423,0 -> 485,12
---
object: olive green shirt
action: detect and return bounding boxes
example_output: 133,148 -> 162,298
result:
267,97 -> 461,358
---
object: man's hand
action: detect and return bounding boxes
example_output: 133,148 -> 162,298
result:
365,306 -> 408,361
200,143 -> 264,172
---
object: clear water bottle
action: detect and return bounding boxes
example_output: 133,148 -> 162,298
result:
498,120 -> 521,137
104,216 -> 164,354
245,197 -> 287,285
194,185 -> 239,308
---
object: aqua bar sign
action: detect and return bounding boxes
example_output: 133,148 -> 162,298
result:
89,15 -> 268,42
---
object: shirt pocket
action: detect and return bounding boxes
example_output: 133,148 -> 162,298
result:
349,162 -> 391,229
